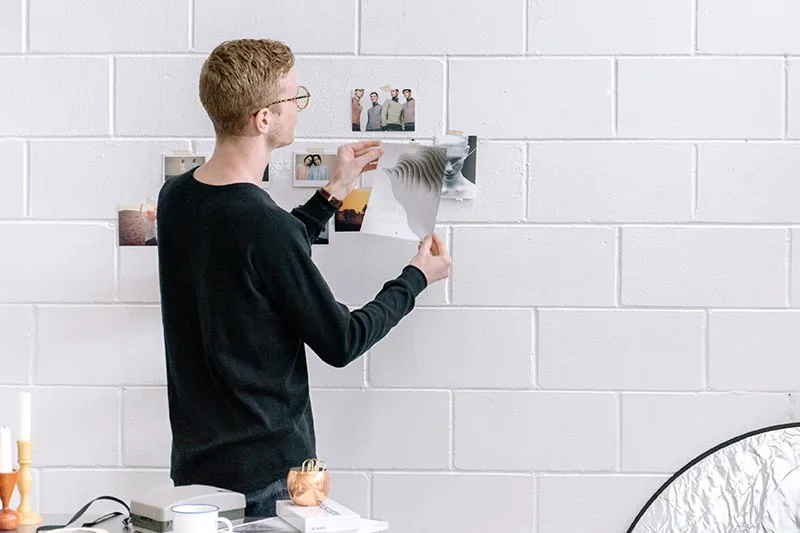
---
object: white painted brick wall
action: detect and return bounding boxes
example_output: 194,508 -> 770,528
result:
362,0 -> 523,56
0,141 -> 24,218
373,473 -> 535,533
621,393 -> 789,472
2,1 -> 797,531
621,227 -> 786,307
538,310 -> 705,391
789,60 -> 800,138
709,311 -> 800,391
29,0 -> 190,53
698,0 -> 800,54
618,59 -> 783,139
0,0 -> 23,53
449,59 -> 613,138
538,475 -> 666,533
528,0 -> 691,55
697,144 -> 800,222
529,143 -> 693,222
195,0 -> 356,54
455,392 -> 618,471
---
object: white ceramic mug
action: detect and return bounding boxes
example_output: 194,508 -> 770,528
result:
171,503 -> 233,533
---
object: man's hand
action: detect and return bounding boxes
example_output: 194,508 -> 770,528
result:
325,140 -> 383,200
409,233 -> 451,285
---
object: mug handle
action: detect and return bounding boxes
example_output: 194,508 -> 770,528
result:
217,516 -> 234,533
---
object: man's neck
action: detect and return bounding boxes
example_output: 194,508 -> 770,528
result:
194,136 -> 271,187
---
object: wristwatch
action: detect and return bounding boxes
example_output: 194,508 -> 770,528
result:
318,187 -> 344,209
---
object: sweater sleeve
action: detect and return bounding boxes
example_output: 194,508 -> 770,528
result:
254,222 -> 428,368
290,190 -> 337,246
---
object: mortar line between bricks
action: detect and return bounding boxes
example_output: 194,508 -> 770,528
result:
703,310 -> 710,390
448,390 -> 455,470
443,56 -> 449,129
354,0 -> 361,54
615,227 -> 622,307
22,0 -> 29,52
9,136 -> 800,146
786,229 -> 793,307
6,136 -> 800,143
531,308 -> 538,388
13,303 -> 800,312
3,52 -> 799,59
783,57 -> 790,139
189,0 -> 195,51
367,472 -> 373,519
522,0 -> 529,55
118,388 -> 124,466
691,144 -> 699,219
29,306 -> 36,386
616,393 -> 622,471
523,143 -> 530,221
109,56 -> 116,135
310,387 -> 799,395
691,0 -> 698,54
446,226 -> 454,305
23,141 -> 30,218
10,220 -> 800,228
612,58 -> 619,136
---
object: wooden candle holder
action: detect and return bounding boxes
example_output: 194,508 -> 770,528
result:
0,471 -> 19,530
16,441 -> 41,526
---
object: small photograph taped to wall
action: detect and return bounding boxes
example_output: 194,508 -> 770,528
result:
163,154 -> 206,182
434,134 -> 478,200
293,151 -> 336,187
313,220 -> 330,245
118,200 -> 157,246
335,188 -> 371,232
351,87 -> 415,133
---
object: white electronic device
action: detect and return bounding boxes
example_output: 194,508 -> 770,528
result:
129,484 -> 246,533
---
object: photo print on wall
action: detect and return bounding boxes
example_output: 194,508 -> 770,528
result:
351,86 -> 415,133
335,189 -> 371,232
435,133 -> 477,201
163,154 -> 206,182
360,142 -> 446,242
118,199 -> 157,246
293,150 -> 336,188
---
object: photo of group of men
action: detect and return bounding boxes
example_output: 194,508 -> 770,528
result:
351,88 -> 415,132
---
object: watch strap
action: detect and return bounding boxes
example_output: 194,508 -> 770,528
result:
318,187 -> 344,209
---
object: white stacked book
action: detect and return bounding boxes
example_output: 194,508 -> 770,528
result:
275,499 -> 388,533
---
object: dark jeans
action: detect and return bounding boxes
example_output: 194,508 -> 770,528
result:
403,122 -> 415,131
383,123 -> 402,131
245,477 -> 290,519
352,123 -> 361,131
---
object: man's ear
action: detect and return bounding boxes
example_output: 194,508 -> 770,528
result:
254,109 -> 270,135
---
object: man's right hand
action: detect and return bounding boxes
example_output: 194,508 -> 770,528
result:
410,233 -> 452,284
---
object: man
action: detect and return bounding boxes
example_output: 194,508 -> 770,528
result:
365,91 -> 382,131
381,89 -> 403,131
156,39 -> 451,519
351,88 -> 363,131
401,89 -> 415,131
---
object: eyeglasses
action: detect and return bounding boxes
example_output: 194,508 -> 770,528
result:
256,86 -> 311,115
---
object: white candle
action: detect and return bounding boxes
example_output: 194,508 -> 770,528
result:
19,391 -> 31,442
0,427 -> 11,473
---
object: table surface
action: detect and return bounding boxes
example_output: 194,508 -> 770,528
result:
13,514 -> 303,533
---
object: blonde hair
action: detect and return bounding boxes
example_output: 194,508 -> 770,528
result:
199,39 -> 295,137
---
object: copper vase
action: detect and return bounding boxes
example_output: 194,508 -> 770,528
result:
287,467 -> 330,506
0,471 -> 19,530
